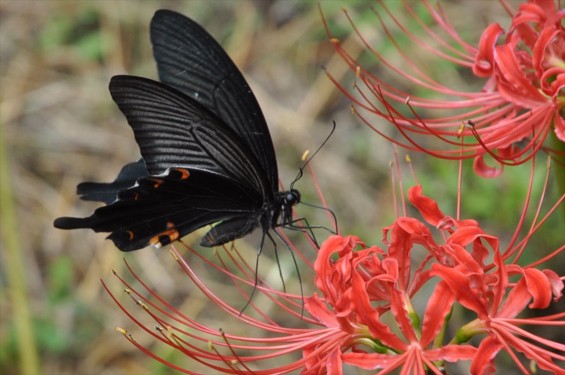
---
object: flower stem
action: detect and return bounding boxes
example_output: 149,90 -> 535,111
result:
550,130 -> 565,224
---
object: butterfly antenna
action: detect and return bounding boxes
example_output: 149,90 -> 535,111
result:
290,121 -> 336,189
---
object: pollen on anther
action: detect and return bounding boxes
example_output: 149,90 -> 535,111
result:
457,123 -> 466,136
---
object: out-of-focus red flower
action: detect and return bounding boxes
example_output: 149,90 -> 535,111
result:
323,0 -> 565,177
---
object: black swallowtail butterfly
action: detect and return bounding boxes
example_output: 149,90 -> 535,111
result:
54,9 -> 302,252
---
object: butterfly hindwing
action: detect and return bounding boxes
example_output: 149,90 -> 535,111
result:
76,159 -> 148,204
55,168 -> 263,251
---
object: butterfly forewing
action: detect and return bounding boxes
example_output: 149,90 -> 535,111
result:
109,75 -> 269,199
150,10 -> 279,193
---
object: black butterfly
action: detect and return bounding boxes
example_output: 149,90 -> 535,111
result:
54,10 -> 301,252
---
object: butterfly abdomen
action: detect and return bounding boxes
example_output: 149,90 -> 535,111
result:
201,216 -> 259,247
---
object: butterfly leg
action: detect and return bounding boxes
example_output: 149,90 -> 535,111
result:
239,228 -> 272,315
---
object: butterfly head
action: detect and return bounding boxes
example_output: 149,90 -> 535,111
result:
285,189 -> 300,206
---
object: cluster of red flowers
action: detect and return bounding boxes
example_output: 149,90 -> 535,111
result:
108,1 -> 564,374
304,185 -> 563,374
325,0 -> 564,177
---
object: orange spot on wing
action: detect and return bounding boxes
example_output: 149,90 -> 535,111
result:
172,168 -> 191,180
149,222 -> 180,248
147,178 -> 164,188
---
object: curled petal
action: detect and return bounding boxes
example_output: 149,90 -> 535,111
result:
473,23 -> 504,77
497,267 -> 559,318
351,271 -> 406,349
305,293 -> 339,328
513,0 -> 560,27
554,111 -> 565,141
514,3 -> 549,27
542,69 -> 565,98
421,282 -> 456,346
470,336 -> 502,375
494,44 -> 548,108
326,348 -> 343,375
533,26 -> 563,86
543,269 -> 564,300
315,235 -> 364,297
430,264 -> 488,317
448,226 -> 500,255
473,155 -> 503,178
407,185 -> 445,226
522,268 -> 553,309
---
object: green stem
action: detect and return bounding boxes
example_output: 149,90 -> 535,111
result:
550,130 -> 565,224
0,121 -> 40,374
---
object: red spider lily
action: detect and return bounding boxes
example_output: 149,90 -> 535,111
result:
412,185 -> 565,374
104,155 -> 564,374
303,183 -> 564,374
323,0 -> 565,177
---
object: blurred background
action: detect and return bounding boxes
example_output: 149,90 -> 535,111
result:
1,1 -> 562,374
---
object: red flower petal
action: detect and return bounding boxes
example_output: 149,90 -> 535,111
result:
532,26 -> 562,85
341,352 -> 394,371
473,154 -> 504,178
555,110 -> 565,141
473,23 -> 504,77
421,282 -> 456,345
305,293 -> 339,328
543,269 -> 564,300
522,268 -> 553,309
494,44 -> 548,108
470,336 -> 502,375
430,265 -> 488,317
407,185 -> 446,226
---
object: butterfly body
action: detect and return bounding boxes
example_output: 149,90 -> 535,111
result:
54,10 -> 301,252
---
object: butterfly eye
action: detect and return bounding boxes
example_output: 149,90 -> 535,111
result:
286,190 -> 300,205
293,190 -> 301,203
